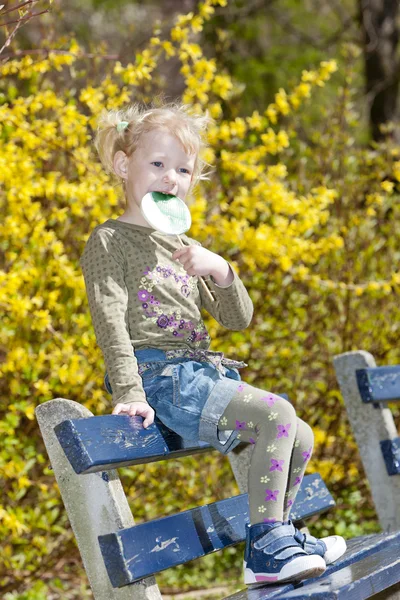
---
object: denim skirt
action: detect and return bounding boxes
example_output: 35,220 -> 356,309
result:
104,347 -> 244,454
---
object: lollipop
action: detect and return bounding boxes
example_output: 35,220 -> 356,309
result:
140,192 -> 215,302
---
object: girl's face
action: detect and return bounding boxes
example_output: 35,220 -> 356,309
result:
120,128 -> 196,214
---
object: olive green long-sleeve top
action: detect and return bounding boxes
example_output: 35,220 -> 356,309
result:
80,219 -> 254,406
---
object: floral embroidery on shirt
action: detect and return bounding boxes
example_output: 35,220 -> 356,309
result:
142,265 -> 198,295
138,263 -> 210,346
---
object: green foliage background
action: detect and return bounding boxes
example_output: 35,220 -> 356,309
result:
1,1 -> 400,599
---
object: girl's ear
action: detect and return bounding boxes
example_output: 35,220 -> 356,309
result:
113,150 -> 128,179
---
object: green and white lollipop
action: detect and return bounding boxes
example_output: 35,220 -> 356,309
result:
140,191 -> 192,235
140,191 -> 214,302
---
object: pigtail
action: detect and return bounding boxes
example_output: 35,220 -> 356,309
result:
93,109 -> 131,178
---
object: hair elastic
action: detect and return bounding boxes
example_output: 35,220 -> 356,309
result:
116,121 -> 129,132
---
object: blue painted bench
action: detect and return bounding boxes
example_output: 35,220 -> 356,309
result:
36,380 -> 400,600
334,350 -> 400,536
356,364 -> 400,475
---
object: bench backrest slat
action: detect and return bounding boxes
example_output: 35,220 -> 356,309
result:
98,473 -> 334,588
356,365 -> 400,403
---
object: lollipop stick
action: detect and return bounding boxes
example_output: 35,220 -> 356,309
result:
177,235 -> 215,303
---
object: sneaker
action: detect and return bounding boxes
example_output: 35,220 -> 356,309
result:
291,521 -> 347,565
243,521 -> 326,586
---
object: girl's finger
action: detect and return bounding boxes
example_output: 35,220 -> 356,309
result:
143,413 -> 154,428
172,248 -> 189,260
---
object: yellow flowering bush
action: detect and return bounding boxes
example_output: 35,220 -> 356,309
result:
1,1 -> 399,598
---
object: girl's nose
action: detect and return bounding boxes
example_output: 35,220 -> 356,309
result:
163,169 -> 177,183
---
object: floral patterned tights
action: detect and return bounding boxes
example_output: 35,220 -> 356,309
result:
218,383 -> 314,525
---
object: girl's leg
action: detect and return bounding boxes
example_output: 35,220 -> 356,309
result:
218,383 -> 297,525
283,418 -> 314,520
218,383 -> 345,584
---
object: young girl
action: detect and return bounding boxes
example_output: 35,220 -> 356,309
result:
80,101 -> 346,586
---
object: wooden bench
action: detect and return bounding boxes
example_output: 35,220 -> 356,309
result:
334,350 -> 400,533
36,378 -> 400,600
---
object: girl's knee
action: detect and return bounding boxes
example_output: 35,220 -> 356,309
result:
296,418 -> 314,448
256,395 -> 297,429
275,397 -> 297,422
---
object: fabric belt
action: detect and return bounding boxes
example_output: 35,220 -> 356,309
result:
135,347 -> 247,375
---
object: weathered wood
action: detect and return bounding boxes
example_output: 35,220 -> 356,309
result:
40,381 -> 400,600
356,366 -> 400,404
55,396 -> 290,476
380,438 -> 400,476
98,474 -> 334,587
55,415 -> 210,474
276,539 -> 400,599
224,530 -> 400,599
334,351 -> 400,531
35,399 -> 162,600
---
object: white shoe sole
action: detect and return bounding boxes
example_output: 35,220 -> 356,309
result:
244,554 -> 326,585
323,536 -> 347,565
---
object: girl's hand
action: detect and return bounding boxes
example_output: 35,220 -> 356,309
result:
172,246 -> 227,279
112,401 -> 155,428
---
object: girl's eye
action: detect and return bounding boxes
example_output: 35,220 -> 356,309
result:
179,168 -> 190,174
152,161 -> 163,167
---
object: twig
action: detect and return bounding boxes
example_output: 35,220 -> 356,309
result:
0,9 -> 49,26
0,14 -> 23,54
0,47 -> 120,60
0,0 -> 41,17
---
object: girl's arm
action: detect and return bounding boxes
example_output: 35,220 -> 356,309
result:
173,240 -> 254,330
80,228 -> 148,407
201,261 -> 254,330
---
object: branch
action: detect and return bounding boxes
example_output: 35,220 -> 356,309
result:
0,13 -> 23,54
0,0 -> 52,56
0,0 -> 41,17
0,9 -> 49,26
0,47 -> 120,60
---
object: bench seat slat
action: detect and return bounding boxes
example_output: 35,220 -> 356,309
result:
54,415 -> 210,474
55,398 -> 290,475
356,365 -> 400,403
224,530 -> 400,599
98,474 -> 334,588
278,536 -> 400,599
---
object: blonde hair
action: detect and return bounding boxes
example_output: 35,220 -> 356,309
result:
93,100 -> 213,193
